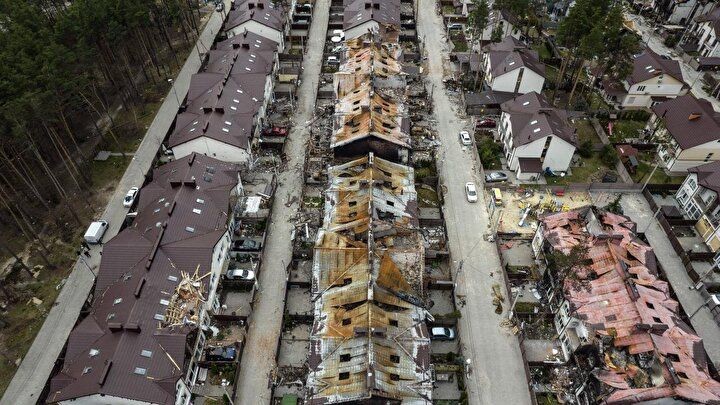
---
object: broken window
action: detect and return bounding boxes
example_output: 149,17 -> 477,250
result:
343,277 -> 352,285
390,373 -> 400,381
646,301 -> 655,309
339,372 -> 350,380
340,353 -> 351,362
390,354 -> 400,363
652,316 -> 662,324
389,319 -> 398,327
666,353 -> 680,362
342,318 -> 351,326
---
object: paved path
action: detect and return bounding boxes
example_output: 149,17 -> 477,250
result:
616,193 -> 720,370
626,13 -> 720,111
0,5 -> 229,404
232,1 -> 329,404
416,1 -> 532,404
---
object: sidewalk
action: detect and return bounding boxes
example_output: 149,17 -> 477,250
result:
0,4 -> 229,404
232,1 -> 329,404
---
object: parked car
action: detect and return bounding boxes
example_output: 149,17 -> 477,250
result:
232,238 -> 262,251
430,327 -> 456,340
84,220 -> 108,244
465,182 -> 478,203
485,172 -> 508,183
326,56 -> 340,65
447,23 -> 463,31
476,118 -> 497,128
123,187 -> 139,207
205,346 -> 236,362
459,131 -> 472,146
225,268 -> 255,281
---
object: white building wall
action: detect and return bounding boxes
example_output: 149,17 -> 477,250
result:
172,138 -> 250,163
508,136 -> 575,173
490,69 -> 520,93
516,68 -> 545,94
661,139 -> 720,173
227,20 -> 284,51
489,67 -> 544,94
60,395 -> 153,405
621,76 -> 686,108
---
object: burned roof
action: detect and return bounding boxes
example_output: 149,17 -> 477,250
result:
501,92 -> 577,147
225,0 -> 285,32
307,154 -> 430,403
689,160 -> 720,195
343,0 -> 401,31
334,37 -> 405,98
628,48 -> 684,86
541,209 -> 720,404
651,94 -> 720,150
49,154 -> 239,404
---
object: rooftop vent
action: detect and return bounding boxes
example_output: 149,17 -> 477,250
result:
689,113 -> 702,121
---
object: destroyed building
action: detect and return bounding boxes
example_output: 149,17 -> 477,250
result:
307,154 -> 431,404
48,154 -> 242,404
534,208 -> 720,404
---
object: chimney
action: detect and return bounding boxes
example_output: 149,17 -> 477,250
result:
257,2 -> 264,9
689,113 -> 702,121
242,43 -> 250,49
249,2 -> 255,8
365,2 -> 371,8
373,3 -> 379,9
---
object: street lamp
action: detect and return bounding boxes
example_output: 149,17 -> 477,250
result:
168,79 -> 180,106
688,294 -> 720,320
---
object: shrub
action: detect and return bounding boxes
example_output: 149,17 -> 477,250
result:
578,139 -> 593,158
600,144 -> 619,167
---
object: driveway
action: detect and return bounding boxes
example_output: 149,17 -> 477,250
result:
0,4 -> 231,404
626,13 -> 720,111
417,1 -> 532,404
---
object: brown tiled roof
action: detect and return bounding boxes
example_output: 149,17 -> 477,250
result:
689,160 -> 720,195
628,48 -> 684,85
696,7 -> 720,36
343,0 -> 401,31
485,36 -> 545,78
168,109 -> 253,150
185,72 -> 266,115
204,47 -> 275,76
651,94 -> 720,149
214,30 -> 279,52
225,0 -> 285,32
49,154 -> 239,404
501,92 -> 577,147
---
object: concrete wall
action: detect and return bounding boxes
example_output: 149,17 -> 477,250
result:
228,20 -> 284,51
173,137 -> 251,163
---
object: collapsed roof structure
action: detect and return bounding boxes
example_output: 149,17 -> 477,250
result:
49,154 -> 240,404
539,208 -> 720,404
307,154 -> 431,404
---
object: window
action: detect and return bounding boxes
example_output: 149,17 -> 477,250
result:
637,85 -> 646,92
652,316 -> 662,324
646,302 -> 655,310
141,350 -> 153,358
154,314 -> 166,321
389,319 -> 398,327
390,373 -> 400,381
666,353 -> 680,362
339,372 -> 350,380
134,367 -> 147,375
113,298 -> 123,305
340,353 -> 351,362
89,349 -> 99,357
341,318 -> 351,326
82,366 -> 92,375
390,355 -> 400,363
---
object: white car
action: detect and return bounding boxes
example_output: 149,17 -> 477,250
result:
430,327 -> 456,340
123,187 -> 139,208
465,182 -> 478,203
225,268 -> 255,281
459,131 -> 472,146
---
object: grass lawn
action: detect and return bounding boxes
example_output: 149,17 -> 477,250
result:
573,119 -> 601,144
532,43 -> 552,61
586,90 -> 612,112
632,153 -> 685,184
90,156 -> 133,189
608,119 -> 646,141
417,187 -> 440,208
546,155 -> 609,185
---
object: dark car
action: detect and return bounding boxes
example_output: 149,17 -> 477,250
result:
232,238 -> 262,251
476,118 -> 497,128
485,171 -> 508,183
205,346 -> 236,362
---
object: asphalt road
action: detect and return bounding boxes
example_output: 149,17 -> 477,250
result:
232,1 -> 329,404
0,4 -> 229,404
416,1 -> 532,404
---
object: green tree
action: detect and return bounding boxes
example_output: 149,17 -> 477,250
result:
468,0 -> 490,41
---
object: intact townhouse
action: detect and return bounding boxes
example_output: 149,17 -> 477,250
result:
48,154 -> 241,405
535,208 -> 720,404
601,48 -> 688,109
170,33 -> 280,163
342,0 -> 401,40
648,93 -> 720,173
687,6 -> 720,58
654,0 -> 713,25
224,0 -> 290,51
482,36 -> 545,95
478,9 -> 523,42
675,160 -> 720,251
499,92 -> 577,180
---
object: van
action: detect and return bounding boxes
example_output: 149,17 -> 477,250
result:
492,188 -> 503,206
84,220 -> 109,244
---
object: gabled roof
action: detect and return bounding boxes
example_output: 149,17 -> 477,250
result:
696,7 -> 720,36
214,30 -> 279,52
689,160 -> 720,195
484,37 -> 545,78
343,0 -> 401,31
501,92 -> 577,147
185,72 -> 266,115
168,109 -> 253,150
49,154 -> 239,405
651,94 -> 720,149
628,48 -> 685,85
204,47 -> 274,76
225,0 -> 285,32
